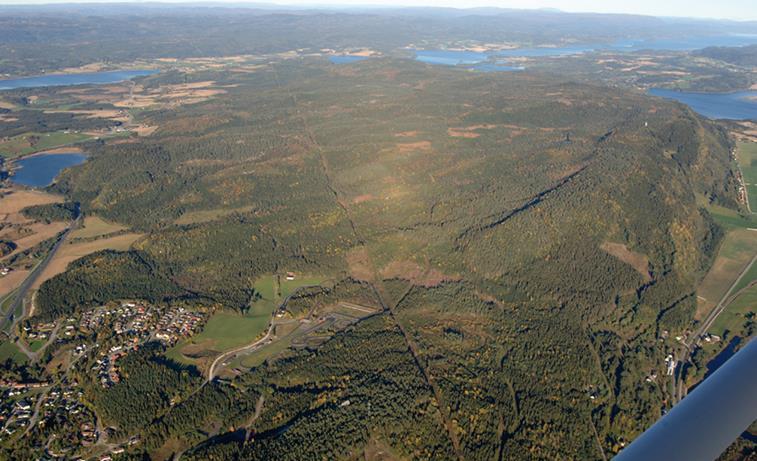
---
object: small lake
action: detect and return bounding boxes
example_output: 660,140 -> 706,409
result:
0,69 -> 158,91
329,56 -> 369,64
10,153 -> 87,187
648,88 -> 757,120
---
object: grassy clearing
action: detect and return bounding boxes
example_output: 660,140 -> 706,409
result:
732,261 -> 757,295
0,132 -> 92,159
709,284 -> 757,338
695,228 -> 757,320
0,340 -> 27,364
69,215 -> 126,239
191,308 -> 272,352
737,141 -> 757,210
280,276 -> 325,298
167,274 -> 325,366
29,340 -> 45,352
697,194 -> 756,230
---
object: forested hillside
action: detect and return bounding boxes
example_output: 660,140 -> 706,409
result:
14,56 -> 739,458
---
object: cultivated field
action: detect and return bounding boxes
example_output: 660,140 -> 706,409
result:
709,285 -> 757,338
0,189 -> 66,264
0,269 -> 30,297
0,132 -> 91,159
69,215 -> 126,239
737,141 -> 757,210
31,233 -> 143,289
695,228 -> 757,320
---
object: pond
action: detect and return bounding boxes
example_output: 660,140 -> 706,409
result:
10,153 -> 87,188
648,88 -> 757,120
0,69 -> 158,91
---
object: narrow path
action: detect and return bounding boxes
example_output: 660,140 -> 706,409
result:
589,415 -> 608,461
370,282 -> 465,461
243,394 -> 266,442
272,67 -> 462,459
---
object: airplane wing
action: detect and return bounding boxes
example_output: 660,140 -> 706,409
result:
614,337 -> 757,460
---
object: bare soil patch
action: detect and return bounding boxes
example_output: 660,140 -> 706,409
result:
600,241 -> 651,281
381,259 -> 460,287
396,141 -> 432,154
0,190 -> 63,214
69,215 -> 126,239
2,221 -> 68,260
346,246 -> 374,282
351,194 -> 375,204
0,269 -> 30,296
448,128 -> 480,138
34,146 -> 85,155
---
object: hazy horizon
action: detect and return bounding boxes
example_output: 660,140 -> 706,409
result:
0,0 -> 756,22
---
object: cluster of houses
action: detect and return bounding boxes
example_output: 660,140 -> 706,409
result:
38,385 -> 94,441
79,301 -> 153,334
94,340 -> 141,387
22,321 -> 55,342
154,308 -> 205,345
0,397 -> 33,437
77,302 -> 206,386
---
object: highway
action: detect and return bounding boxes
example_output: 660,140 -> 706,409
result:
0,215 -> 81,333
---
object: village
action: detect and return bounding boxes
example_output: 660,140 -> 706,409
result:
15,300 -> 208,407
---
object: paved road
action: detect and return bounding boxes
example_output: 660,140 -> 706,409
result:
206,324 -> 275,383
205,284 -> 325,383
0,216 -> 80,332
673,253 -> 757,402
693,254 -> 757,343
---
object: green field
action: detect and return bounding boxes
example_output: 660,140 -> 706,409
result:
190,308 -> 272,352
732,260 -> 757,295
696,228 -> 757,319
168,274 -> 325,363
280,276 -> 326,298
0,340 -> 27,364
29,339 -> 46,352
709,284 -> 757,338
737,141 -> 757,211
697,194 -> 756,230
0,131 -> 91,158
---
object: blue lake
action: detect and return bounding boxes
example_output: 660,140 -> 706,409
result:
648,88 -> 757,120
414,34 -> 757,70
10,153 -> 87,187
329,56 -> 369,64
0,69 -> 158,91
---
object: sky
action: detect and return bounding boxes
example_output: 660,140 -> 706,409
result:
0,0 -> 755,21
